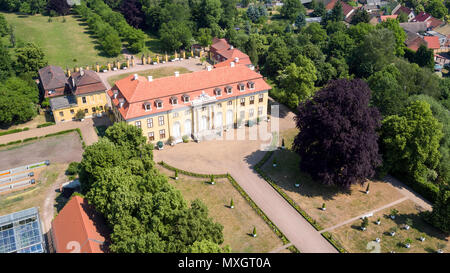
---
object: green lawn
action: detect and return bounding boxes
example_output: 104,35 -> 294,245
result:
107,66 -> 192,87
158,166 -> 287,253
2,12 -> 122,68
331,200 -> 450,253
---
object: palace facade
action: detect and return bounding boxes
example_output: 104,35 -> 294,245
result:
108,64 -> 271,144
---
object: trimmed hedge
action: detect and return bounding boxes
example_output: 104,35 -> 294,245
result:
254,150 -> 348,253
321,232 -> 347,253
0,127 -> 30,136
37,122 -> 55,128
6,140 -> 21,145
158,161 -> 299,253
23,137 -> 38,143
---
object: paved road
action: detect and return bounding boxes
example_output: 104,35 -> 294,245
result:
154,106 -> 338,253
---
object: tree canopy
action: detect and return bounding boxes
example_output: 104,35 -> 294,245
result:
78,122 -> 226,253
293,79 -> 382,189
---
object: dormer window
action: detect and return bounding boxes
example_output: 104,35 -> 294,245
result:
182,94 -> 190,103
155,99 -> 163,109
113,90 -> 118,99
238,83 -> 245,92
226,86 -> 232,94
143,102 -> 152,111
48,90 -> 54,95
214,87 -> 222,96
170,96 -> 178,105
248,81 -> 255,90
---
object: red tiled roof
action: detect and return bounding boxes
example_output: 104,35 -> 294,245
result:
214,57 -> 253,68
424,36 -> 441,49
428,17 -> 444,29
380,15 -> 398,21
413,11 -> 432,22
395,6 -> 413,16
216,47 -> 249,60
325,0 -> 354,17
51,196 -> 109,253
210,38 -> 230,53
109,65 -> 272,120
407,37 -> 426,51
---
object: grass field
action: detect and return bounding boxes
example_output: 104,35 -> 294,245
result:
1,12 -> 122,68
158,166 -> 287,253
330,200 -> 450,253
262,129 -> 404,229
107,66 -> 192,86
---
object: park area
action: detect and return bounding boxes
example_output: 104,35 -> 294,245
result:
157,166 -> 290,253
0,132 -> 84,232
259,128 -> 449,253
1,12 -> 117,68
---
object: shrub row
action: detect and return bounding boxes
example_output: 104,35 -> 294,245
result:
0,128 -> 86,150
254,151 -> 347,253
0,127 -> 29,136
158,161 -> 299,253
37,122 -> 55,128
158,161 -> 228,179
74,3 -> 122,57
85,0 -> 146,53
321,232 -> 347,253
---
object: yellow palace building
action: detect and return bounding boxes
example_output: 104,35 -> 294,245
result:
107,63 -> 271,144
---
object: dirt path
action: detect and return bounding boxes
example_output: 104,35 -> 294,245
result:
41,171 -> 66,234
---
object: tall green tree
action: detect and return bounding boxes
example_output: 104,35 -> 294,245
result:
380,101 -> 443,184
14,42 -> 48,77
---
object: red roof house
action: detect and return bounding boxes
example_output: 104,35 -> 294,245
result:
51,196 -> 109,253
108,65 -> 271,121
424,36 -> 441,50
325,0 -> 355,19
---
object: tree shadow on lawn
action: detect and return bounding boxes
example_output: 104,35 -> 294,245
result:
244,149 -> 351,201
389,211 -> 449,241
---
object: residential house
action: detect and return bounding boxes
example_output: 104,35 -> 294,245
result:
392,5 -> 415,21
404,30 -> 427,51
400,21 -> 429,34
209,38 -> 252,67
108,65 -> 271,144
424,36 -> 443,53
50,196 -> 109,253
38,66 -> 109,123
412,11 -> 444,29
325,0 -> 356,22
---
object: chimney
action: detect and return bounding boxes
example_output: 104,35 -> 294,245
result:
119,98 -> 124,108
133,74 -> 138,80
113,90 -> 118,99
234,57 -> 239,63
174,71 -> 179,77
80,69 -> 85,76
230,62 -> 235,67
207,66 -> 212,71
230,45 -> 234,50
147,76 -> 153,82
249,65 -> 255,71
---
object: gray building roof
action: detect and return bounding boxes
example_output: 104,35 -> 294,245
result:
38,65 -> 68,91
49,95 -> 78,110
400,22 -> 428,33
